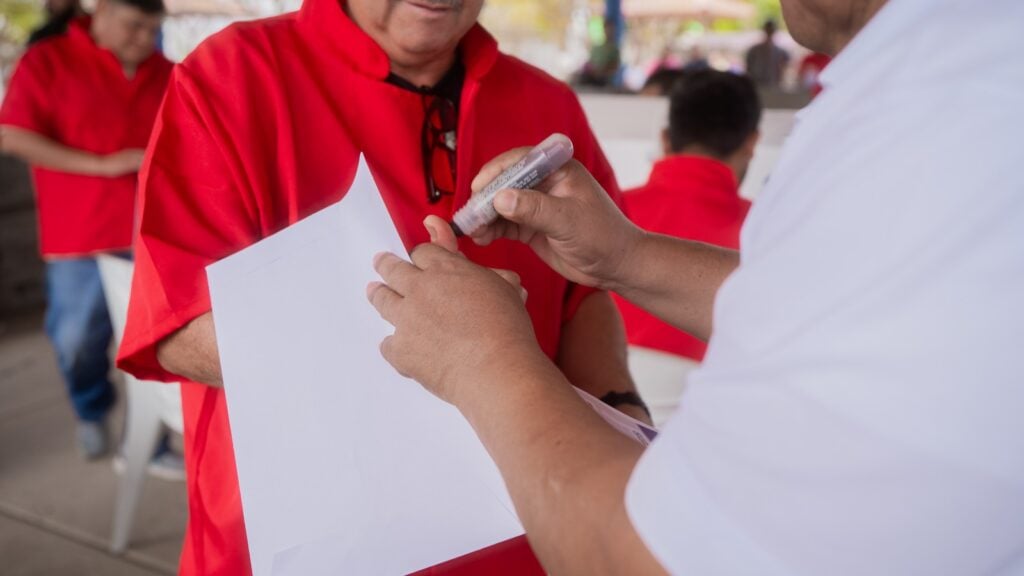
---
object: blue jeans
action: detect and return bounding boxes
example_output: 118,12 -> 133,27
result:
44,258 -> 116,422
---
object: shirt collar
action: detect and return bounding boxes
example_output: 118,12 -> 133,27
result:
66,17 -> 125,71
66,15 -> 165,76
66,16 -> 100,51
387,57 -> 465,98
298,0 -> 499,83
648,155 -> 738,198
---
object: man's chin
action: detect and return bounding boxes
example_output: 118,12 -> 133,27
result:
391,28 -> 464,59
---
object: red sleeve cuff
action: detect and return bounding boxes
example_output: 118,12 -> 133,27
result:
116,295 -> 211,383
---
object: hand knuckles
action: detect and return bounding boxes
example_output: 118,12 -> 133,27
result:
379,336 -> 394,359
376,253 -> 400,276
369,284 -> 387,308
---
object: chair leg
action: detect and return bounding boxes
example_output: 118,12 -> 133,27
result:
110,375 -> 163,553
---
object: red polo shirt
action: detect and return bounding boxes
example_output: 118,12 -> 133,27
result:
614,155 -> 749,361
116,1 -> 619,573
0,17 -> 172,258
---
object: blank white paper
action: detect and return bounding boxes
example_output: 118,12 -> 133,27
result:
207,156 -> 524,576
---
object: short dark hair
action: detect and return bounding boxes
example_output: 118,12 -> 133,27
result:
113,0 -> 165,15
667,69 -> 762,158
642,67 -> 686,96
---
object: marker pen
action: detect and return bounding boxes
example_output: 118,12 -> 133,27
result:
450,133 -> 574,237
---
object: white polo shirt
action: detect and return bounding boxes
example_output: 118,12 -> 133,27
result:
625,0 -> 1024,574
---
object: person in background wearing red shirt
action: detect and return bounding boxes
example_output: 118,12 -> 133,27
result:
614,70 -> 761,425
0,0 -> 171,459
799,51 -> 832,97
115,0 -> 642,573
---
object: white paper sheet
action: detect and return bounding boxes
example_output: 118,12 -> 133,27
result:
207,157 -> 524,576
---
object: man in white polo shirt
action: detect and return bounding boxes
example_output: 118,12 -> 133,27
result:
367,0 -> 1024,573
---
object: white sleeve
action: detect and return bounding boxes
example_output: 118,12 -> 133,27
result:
625,379 -> 1024,576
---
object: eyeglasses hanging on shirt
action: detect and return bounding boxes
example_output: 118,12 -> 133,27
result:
386,59 -> 465,205
421,95 -> 458,204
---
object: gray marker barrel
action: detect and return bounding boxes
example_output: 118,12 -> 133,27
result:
451,133 -> 574,237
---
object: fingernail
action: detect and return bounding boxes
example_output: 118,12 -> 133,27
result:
424,219 -> 438,242
493,190 -> 516,215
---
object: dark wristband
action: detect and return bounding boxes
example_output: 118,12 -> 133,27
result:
599,390 -> 651,419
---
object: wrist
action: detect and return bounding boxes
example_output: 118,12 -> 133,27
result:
602,225 -> 649,293
89,153 -> 110,177
449,340 -> 552,415
600,391 -> 653,425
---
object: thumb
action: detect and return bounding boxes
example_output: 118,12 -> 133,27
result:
493,188 -> 568,238
423,215 -> 460,253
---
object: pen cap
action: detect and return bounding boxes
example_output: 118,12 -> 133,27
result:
535,133 -> 574,170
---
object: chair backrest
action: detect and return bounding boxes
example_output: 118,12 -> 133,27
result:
96,255 -> 135,344
96,255 -> 184,434
627,345 -> 699,428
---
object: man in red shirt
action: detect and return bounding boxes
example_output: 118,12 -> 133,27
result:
0,0 -> 171,458
614,70 -> 761,420
116,0 -> 640,573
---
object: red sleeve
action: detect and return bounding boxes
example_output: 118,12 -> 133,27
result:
561,92 -> 623,323
0,48 -> 55,136
117,63 -> 260,382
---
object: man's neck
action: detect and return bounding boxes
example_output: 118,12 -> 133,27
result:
389,51 -> 457,89
341,2 -> 462,89
90,31 -> 139,78
669,147 -> 744,184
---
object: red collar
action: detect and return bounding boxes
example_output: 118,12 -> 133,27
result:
297,0 -> 499,82
647,155 -> 739,198
66,16 -> 101,53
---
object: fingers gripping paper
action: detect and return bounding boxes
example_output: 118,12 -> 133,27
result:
207,156 -> 524,576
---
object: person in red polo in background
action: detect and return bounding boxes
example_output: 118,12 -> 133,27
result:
0,0 -> 171,458
614,70 -> 761,426
115,0 -> 643,573
799,51 -> 832,97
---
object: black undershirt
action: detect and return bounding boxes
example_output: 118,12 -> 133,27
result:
385,57 -> 465,115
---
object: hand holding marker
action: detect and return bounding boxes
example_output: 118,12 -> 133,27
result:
450,133 -> 574,237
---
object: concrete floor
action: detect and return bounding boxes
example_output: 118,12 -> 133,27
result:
0,312 -> 186,576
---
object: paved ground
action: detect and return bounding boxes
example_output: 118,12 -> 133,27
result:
0,311 -> 186,576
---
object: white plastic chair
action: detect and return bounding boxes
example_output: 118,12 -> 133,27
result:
96,255 -> 184,553
627,345 -> 699,428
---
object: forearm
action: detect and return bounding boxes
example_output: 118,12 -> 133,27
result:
558,291 -> 649,423
0,126 -> 108,175
155,312 -> 224,387
458,350 -> 666,576
612,232 -> 739,342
